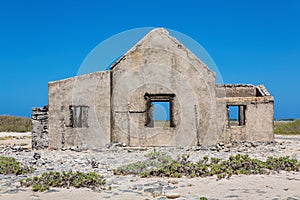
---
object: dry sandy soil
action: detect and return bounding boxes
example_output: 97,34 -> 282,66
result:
0,133 -> 299,200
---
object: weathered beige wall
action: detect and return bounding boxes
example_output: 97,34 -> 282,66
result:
111,28 -> 218,146
245,101 -> 274,141
217,96 -> 274,143
48,71 -> 111,150
216,84 -> 257,97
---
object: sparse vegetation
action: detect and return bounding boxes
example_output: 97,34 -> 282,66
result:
0,116 -> 31,132
0,135 -> 31,140
274,119 -> 300,135
20,171 -> 106,192
114,151 -> 300,179
113,150 -> 173,176
0,156 -> 34,175
0,136 -> 13,140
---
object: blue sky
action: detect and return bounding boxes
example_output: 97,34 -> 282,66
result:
0,0 -> 299,119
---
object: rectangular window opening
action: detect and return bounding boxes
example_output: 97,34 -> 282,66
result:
145,94 -> 175,128
227,105 -> 246,127
69,105 -> 89,128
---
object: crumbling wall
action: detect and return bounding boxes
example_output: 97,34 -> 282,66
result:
48,71 -> 111,150
216,84 -> 257,97
32,106 -> 48,149
216,95 -> 274,143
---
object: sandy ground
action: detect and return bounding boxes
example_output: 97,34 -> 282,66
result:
0,132 -> 31,137
1,173 -> 300,200
0,132 -> 31,149
0,133 -> 299,200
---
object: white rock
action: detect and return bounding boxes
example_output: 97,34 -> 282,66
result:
165,192 -> 181,199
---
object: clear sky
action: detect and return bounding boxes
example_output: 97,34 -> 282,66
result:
0,0 -> 299,119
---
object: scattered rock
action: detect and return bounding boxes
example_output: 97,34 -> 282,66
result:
164,185 -> 177,190
36,159 -> 46,166
132,184 -> 143,191
91,160 -> 99,168
157,197 -> 167,200
165,192 -> 181,199
70,146 -> 76,151
210,147 -> 217,151
218,142 -> 225,146
29,159 -> 37,165
11,146 -> 22,152
144,186 -> 163,194
33,152 -> 41,160
169,180 -> 179,185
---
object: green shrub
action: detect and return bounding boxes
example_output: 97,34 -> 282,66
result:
114,152 -> 300,179
20,171 -> 106,192
114,150 -> 173,176
0,156 -> 33,175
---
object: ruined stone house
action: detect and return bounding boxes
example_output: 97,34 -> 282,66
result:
32,28 -> 274,150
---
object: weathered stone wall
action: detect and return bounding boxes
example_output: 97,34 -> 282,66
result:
216,84 -> 257,97
111,28 -> 218,146
216,96 -> 274,143
48,71 -> 111,150
32,106 -> 48,149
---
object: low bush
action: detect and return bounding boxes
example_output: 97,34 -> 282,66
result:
114,151 -> 300,179
20,171 -> 106,192
0,156 -> 33,175
113,150 -> 173,176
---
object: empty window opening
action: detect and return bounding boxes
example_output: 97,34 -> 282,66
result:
227,105 -> 246,126
69,105 -> 89,128
153,101 -> 170,127
145,94 -> 175,128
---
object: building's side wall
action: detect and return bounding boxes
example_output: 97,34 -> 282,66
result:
48,71 -> 111,150
245,101 -> 274,141
217,97 -> 274,143
111,29 -> 218,146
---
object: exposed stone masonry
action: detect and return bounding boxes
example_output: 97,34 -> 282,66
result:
32,106 -> 48,149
